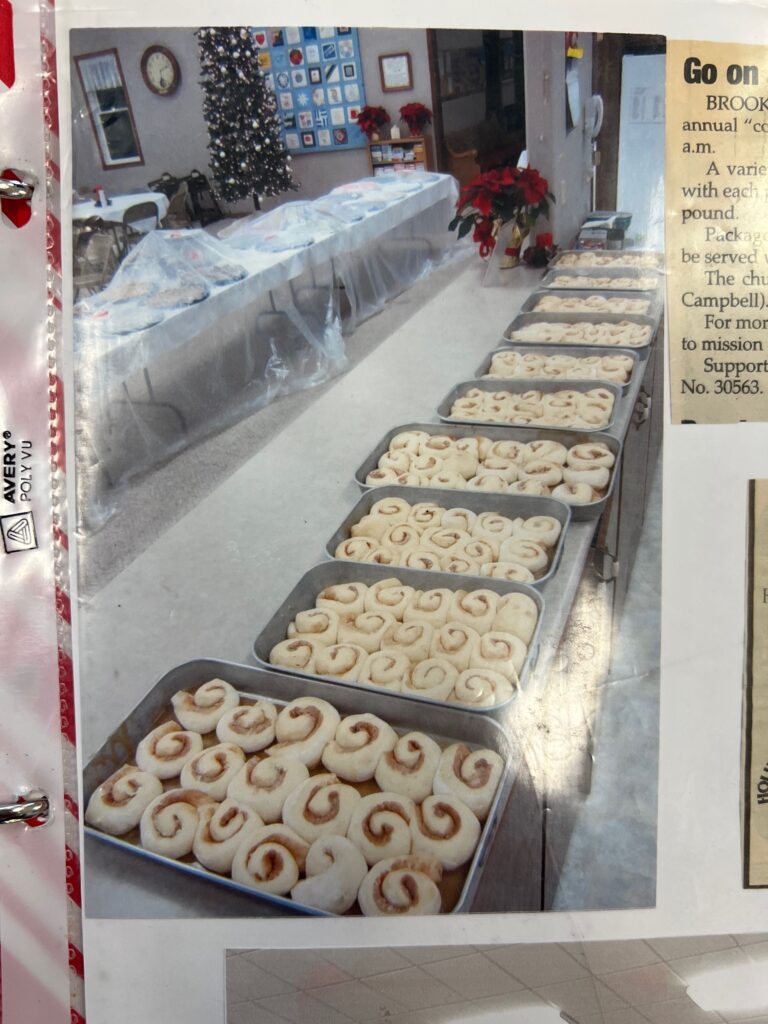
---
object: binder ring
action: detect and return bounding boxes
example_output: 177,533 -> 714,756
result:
0,791 -> 49,825
0,177 -> 34,200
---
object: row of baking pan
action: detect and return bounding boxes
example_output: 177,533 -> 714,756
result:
84,251 -> 661,916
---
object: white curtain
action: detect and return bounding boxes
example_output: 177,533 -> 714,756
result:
80,53 -> 121,97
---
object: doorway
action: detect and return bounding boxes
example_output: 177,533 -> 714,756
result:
427,29 -> 526,186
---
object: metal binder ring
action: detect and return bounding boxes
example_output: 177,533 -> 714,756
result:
0,177 -> 34,200
0,792 -> 49,825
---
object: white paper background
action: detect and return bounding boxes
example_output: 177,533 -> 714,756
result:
56,1 -> 768,1022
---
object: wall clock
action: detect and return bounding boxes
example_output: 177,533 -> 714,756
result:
140,45 -> 181,96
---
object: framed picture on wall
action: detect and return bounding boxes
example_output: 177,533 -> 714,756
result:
379,51 -> 413,91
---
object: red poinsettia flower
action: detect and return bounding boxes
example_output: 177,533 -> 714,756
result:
356,105 -> 391,138
448,162 -> 555,259
399,102 -> 433,135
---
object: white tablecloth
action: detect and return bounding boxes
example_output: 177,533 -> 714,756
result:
73,191 -> 170,232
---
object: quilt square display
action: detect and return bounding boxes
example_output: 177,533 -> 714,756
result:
259,27 -> 367,152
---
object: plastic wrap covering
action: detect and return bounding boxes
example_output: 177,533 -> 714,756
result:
74,173 -> 460,527
219,200 -> 342,252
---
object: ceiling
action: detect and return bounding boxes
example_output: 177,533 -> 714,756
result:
226,934 -> 768,1024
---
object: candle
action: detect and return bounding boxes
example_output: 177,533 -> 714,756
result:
536,232 -> 553,248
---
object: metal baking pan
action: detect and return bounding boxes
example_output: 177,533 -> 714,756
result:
354,421 -> 622,522
83,659 -> 516,916
503,311 -> 658,351
437,378 -> 622,434
324,484 -> 571,587
540,266 -> 663,292
549,249 -> 664,271
521,288 -> 662,322
476,345 -> 642,396
252,561 -> 544,709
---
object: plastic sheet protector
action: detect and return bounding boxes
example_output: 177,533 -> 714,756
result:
2,2 -> 768,1023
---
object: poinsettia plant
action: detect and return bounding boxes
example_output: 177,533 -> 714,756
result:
399,102 -> 432,135
355,105 -> 391,139
449,165 -> 555,257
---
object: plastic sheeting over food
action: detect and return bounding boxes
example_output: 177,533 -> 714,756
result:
74,173 -> 461,527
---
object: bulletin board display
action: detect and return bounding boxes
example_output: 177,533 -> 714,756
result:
251,27 -> 368,152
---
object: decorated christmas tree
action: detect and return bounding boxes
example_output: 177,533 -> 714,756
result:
197,26 -> 297,209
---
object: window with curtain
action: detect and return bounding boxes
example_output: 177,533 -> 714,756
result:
75,49 -> 143,168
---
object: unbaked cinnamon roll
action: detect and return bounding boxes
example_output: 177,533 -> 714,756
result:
479,562 -> 535,583
460,538 -> 496,567
380,522 -> 422,556
321,714 -> 398,782
350,513 -> 390,543
448,589 -> 499,634
508,480 -> 549,496
471,631 -> 526,679
171,679 -> 240,734
364,577 -> 415,620
472,511 -> 515,554
488,439 -> 527,462
192,798 -> 262,874
517,459 -> 563,488
452,667 -> 515,708
282,773 -> 362,842
566,442 -> 616,469
314,642 -> 369,682
480,456 -> 519,483
403,658 -> 459,701
563,464 -> 610,490
410,794 -> 481,870
359,650 -> 411,691
335,536 -> 380,562
357,854 -> 443,916
364,546 -> 401,566
227,755 -> 309,823
316,582 -> 368,617
290,835 -> 368,914
421,526 -> 469,558
551,481 -> 595,505
498,538 -> 549,576
287,608 -> 340,647
348,792 -> 416,865
407,502 -> 445,530
378,449 -> 413,475
369,495 -> 412,523
430,468 -> 468,490
492,592 -> 539,644
180,743 -> 246,800
135,721 -> 204,780
375,731 -> 442,802
441,554 -> 481,575
216,701 -> 277,753
430,622 -> 480,671
139,788 -> 215,858
380,620 -> 434,662
268,697 -> 341,768
466,473 -> 509,493
402,588 -> 454,628
366,467 -> 400,487
514,515 -> 562,548
389,430 -> 430,454
269,637 -> 319,674
402,549 -> 441,572
337,611 -> 396,654
230,822 -> 309,895
441,507 -> 478,533
85,764 -> 163,836
433,744 -> 504,822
